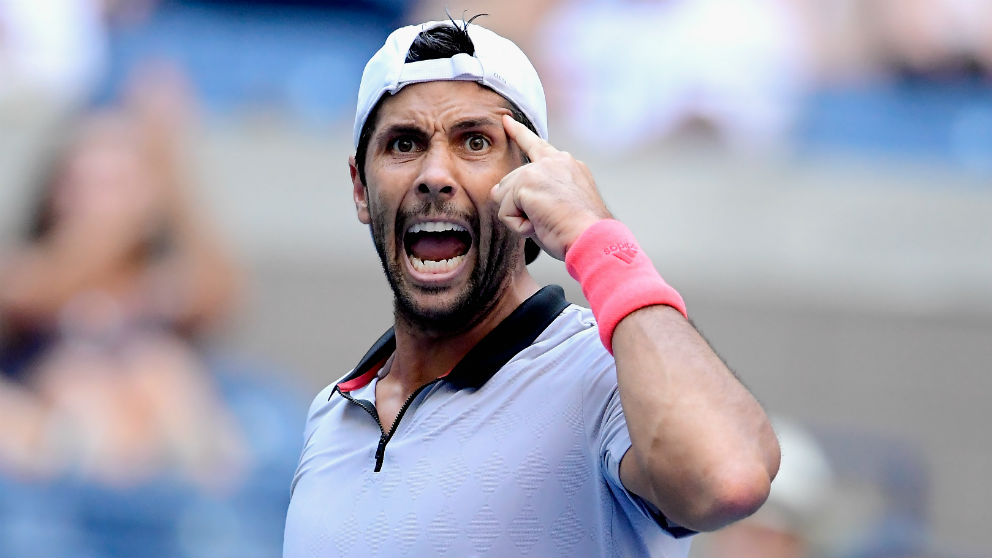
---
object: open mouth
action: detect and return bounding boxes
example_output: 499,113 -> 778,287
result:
403,221 -> 473,275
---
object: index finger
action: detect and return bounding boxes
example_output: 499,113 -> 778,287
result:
502,114 -> 557,160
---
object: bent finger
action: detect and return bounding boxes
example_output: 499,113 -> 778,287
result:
496,187 -> 535,237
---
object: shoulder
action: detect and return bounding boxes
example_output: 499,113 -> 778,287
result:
536,303 -> 597,347
510,303 -> 617,397
301,374 -> 349,436
534,303 -> 611,367
309,382 -> 338,411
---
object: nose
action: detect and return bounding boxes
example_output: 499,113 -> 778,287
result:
413,144 -> 457,200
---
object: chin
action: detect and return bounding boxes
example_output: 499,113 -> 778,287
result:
393,281 -> 490,335
373,212 -> 518,335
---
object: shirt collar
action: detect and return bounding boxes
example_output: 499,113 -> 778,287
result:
335,285 -> 569,394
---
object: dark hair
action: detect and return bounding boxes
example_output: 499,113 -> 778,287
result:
354,15 -> 541,263
25,155 -> 61,242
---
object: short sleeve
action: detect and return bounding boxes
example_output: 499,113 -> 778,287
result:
598,384 -> 696,539
290,382 -> 337,497
302,383 -> 337,442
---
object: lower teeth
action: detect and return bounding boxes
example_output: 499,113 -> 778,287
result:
410,254 -> 465,273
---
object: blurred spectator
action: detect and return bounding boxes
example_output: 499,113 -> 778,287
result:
0,64 -> 246,487
0,0 -> 109,107
532,0 -> 812,154
790,0 -> 992,83
0,65 -> 305,556
417,1 -> 992,167
865,0 -> 992,81
793,0 -> 992,170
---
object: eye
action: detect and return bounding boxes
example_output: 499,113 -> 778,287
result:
390,137 -> 417,153
465,134 -> 490,152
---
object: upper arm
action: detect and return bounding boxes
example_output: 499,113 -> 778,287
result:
619,447 -> 653,503
598,384 -> 696,538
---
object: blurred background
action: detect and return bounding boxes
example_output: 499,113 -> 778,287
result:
1,0 -> 990,556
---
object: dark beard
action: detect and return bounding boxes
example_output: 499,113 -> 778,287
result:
368,197 -> 519,336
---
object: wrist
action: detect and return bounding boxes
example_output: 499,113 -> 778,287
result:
562,215 -> 609,256
565,219 -> 687,353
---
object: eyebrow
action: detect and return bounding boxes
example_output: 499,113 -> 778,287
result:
374,115 -> 504,145
450,116 -> 501,132
375,124 -> 427,144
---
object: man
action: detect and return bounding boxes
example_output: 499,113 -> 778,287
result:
284,17 -> 780,558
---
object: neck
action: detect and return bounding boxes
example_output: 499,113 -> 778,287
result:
388,269 -> 540,392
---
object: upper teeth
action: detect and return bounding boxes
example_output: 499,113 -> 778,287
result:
408,222 -> 466,234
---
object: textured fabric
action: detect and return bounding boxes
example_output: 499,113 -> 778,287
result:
283,304 -> 692,557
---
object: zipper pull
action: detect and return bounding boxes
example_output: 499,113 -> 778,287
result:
374,434 -> 387,472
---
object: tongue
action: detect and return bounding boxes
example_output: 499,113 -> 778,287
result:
409,234 -> 468,262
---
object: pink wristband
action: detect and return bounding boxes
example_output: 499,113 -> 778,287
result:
565,219 -> 688,354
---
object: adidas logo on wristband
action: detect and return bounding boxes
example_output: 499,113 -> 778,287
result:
604,242 -> 638,264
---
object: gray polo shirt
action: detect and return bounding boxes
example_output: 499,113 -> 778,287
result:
283,286 -> 693,557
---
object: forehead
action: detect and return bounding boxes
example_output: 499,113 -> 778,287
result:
375,81 -> 512,129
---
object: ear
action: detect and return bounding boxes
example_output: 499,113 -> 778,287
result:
350,155 -> 371,224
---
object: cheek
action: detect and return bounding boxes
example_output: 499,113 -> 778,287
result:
368,196 -> 390,232
367,195 -> 401,249
365,166 -> 411,213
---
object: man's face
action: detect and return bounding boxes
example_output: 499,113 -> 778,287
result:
350,81 -> 528,333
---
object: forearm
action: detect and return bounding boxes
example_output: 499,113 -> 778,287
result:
157,200 -> 241,330
0,227 -> 137,322
126,68 -> 238,328
144,133 -> 240,329
613,304 -> 779,531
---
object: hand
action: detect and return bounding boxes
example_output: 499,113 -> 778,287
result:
492,115 -> 612,260
124,60 -> 195,140
123,61 -> 199,221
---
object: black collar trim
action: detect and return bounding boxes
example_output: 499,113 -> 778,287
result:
333,285 -> 570,395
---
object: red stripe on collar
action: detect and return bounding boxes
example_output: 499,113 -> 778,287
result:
337,357 -> 387,392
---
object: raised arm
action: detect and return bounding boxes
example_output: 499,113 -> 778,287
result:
126,65 -> 242,333
493,115 -> 779,532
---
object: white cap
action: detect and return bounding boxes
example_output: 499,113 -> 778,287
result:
353,20 -> 548,148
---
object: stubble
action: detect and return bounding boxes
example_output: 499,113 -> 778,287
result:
367,195 -> 520,336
